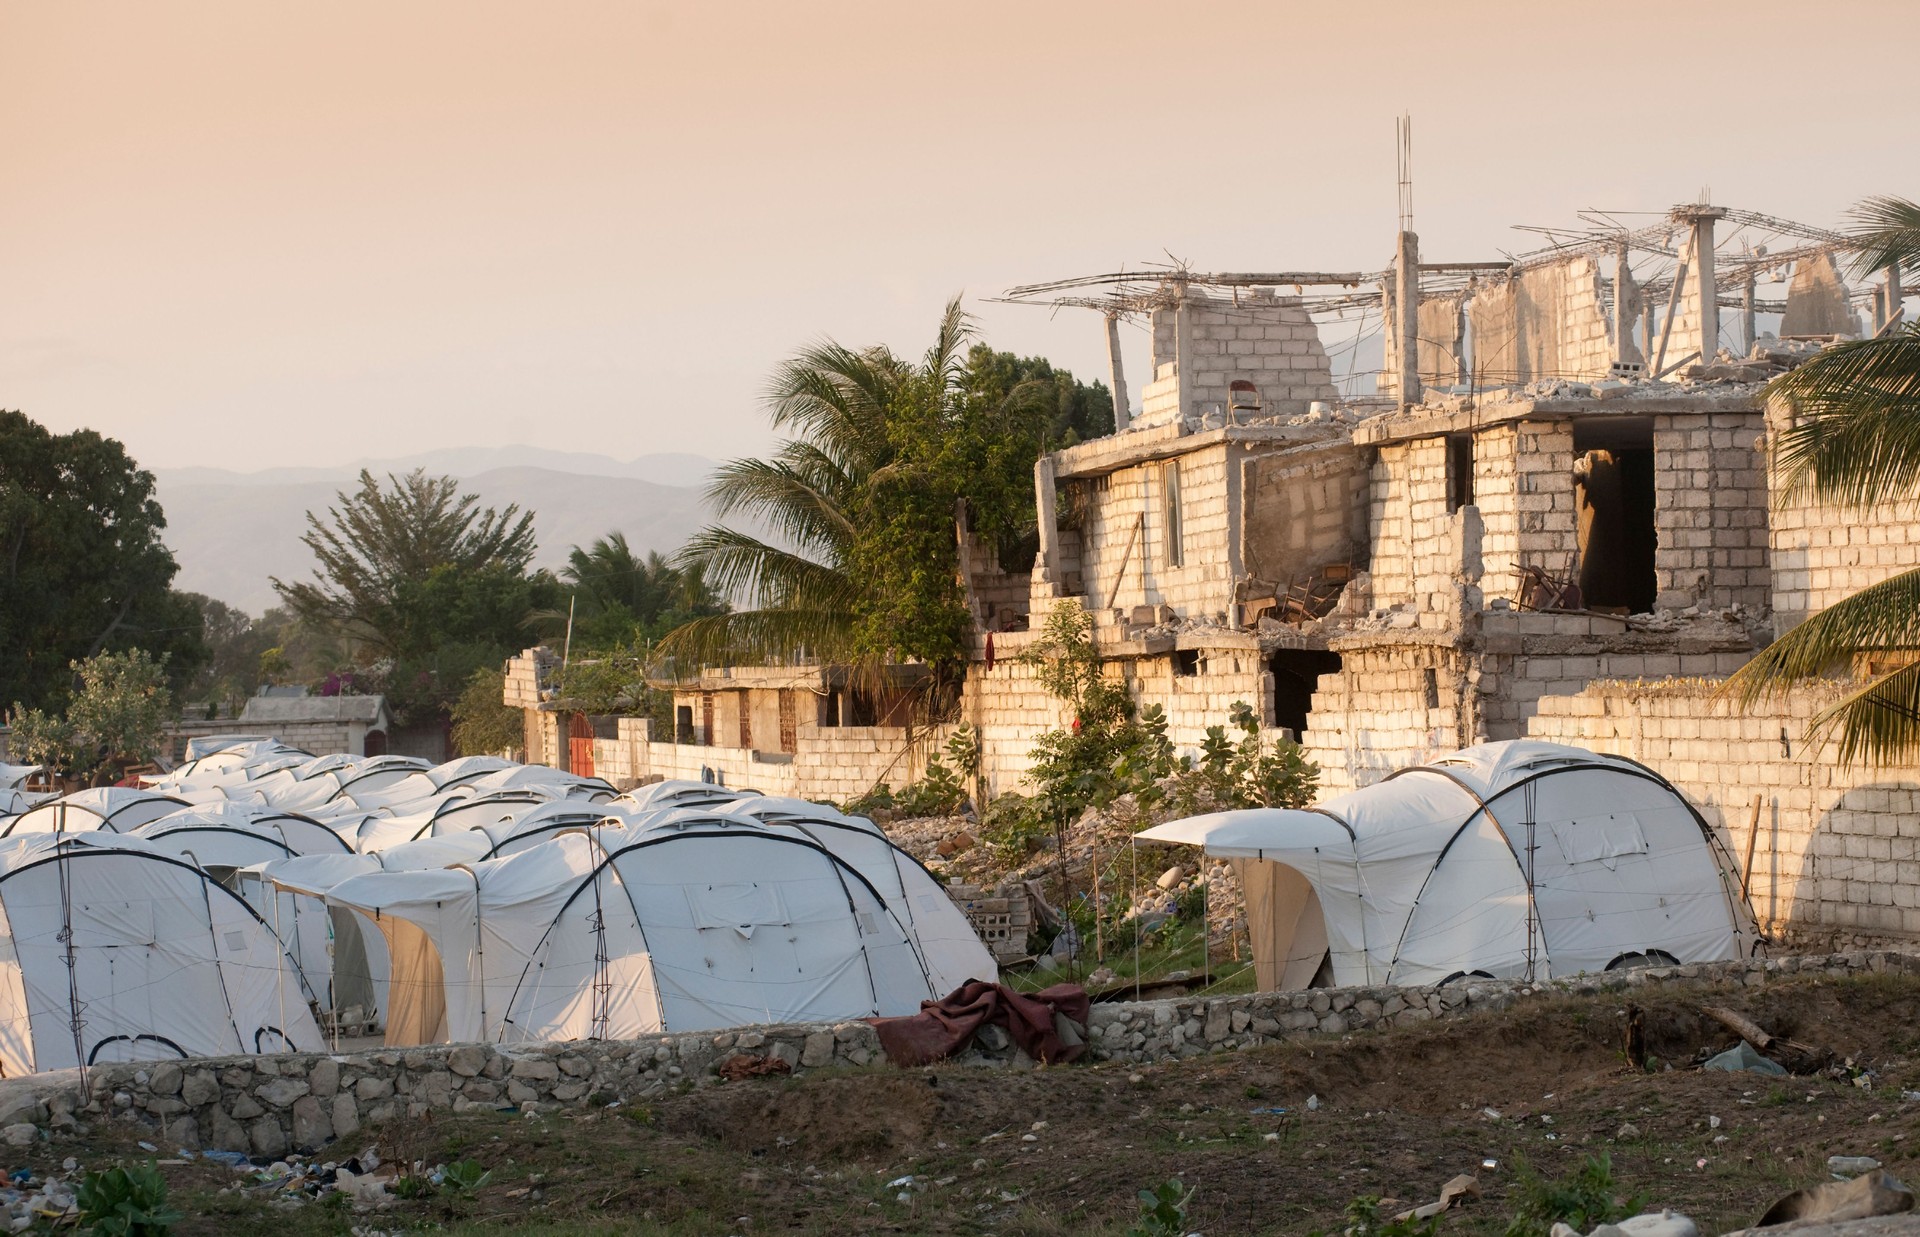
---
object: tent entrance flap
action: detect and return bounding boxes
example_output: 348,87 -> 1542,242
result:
1234,859 -> 1330,992
379,917 -> 449,1047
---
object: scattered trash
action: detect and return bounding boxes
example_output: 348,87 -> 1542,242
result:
1708,1116 -> 1721,1129
1756,1168 -> 1915,1227
1390,1173 -> 1478,1223
1305,1095 -> 1320,1111
1702,1042 -> 1788,1076
1827,1155 -> 1883,1178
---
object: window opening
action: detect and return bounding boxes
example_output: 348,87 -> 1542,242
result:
1445,434 -> 1474,513
1163,462 -> 1184,568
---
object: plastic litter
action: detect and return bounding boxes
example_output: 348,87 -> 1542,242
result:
1828,1155 -> 1883,1178
1702,1042 -> 1787,1075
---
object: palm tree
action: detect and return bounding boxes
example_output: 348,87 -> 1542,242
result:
660,298 -> 974,668
1725,196 -> 1920,764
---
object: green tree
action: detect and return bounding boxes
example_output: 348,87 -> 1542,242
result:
0,411 -> 206,712
1726,196 -> 1920,764
665,300 -> 1104,676
272,469 -> 540,659
10,650 -> 175,786
559,532 -> 726,650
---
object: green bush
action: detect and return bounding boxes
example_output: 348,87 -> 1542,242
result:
1126,1179 -> 1192,1237
1504,1152 -> 1644,1236
75,1162 -> 180,1237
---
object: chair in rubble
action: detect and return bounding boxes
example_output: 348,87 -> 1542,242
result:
1513,564 -> 1584,612
1227,379 -> 1263,423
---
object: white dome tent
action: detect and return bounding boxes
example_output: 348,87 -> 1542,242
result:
1137,740 -> 1758,991
289,815 -> 978,1046
3,788 -> 191,837
0,833 -> 323,1075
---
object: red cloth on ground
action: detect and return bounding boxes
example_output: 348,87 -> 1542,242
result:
868,981 -> 1091,1067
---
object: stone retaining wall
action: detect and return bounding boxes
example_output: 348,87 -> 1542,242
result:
20,950 -> 1918,1158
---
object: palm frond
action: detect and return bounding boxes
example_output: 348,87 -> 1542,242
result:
674,526 -> 858,616
1848,195 -> 1920,281
1806,659 -> 1920,766
703,457 -> 855,558
655,607 -> 856,667
1724,567 -> 1920,703
1766,328 -> 1920,507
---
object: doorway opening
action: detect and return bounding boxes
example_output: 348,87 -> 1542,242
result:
1572,420 -> 1657,614
1268,649 -> 1343,739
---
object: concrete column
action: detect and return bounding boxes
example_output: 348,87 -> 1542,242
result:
1889,267 -> 1905,329
1674,206 -> 1726,361
1173,285 -> 1195,426
1104,313 -> 1131,432
1741,272 -> 1757,355
1032,455 -> 1060,595
1614,243 -> 1637,364
1395,230 -> 1421,408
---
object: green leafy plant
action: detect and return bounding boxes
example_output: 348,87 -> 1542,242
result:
1322,1196 -> 1438,1237
442,1160 -> 494,1192
1126,1178 -> 1193,1237
893,754 -> 967,817
75,1161 -> 181,1237
841,784 -> 895,818
10,649 -> 175,786
1169,699 -> 1319,815
1504,1152 -> 1644,1237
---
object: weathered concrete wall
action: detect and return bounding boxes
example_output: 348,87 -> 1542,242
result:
1652,410 -> 1769,612
44,950 -> 1919,1156
1527,679 -> 1920,948
1240,440 -> 1370,590
1140,293 -> 1338,429
1300,638 -> 1479,794
1767,399 -> 1920,634
1070,445 -> 1233,621
593,717 -> 954,804
1464,258 -> 1615,385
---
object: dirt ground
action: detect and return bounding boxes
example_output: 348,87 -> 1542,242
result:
32,970 -> 1920,1236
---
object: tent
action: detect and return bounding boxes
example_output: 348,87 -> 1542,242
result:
306,818 -> 955,1045
0,832 -> 322,1074
1136,740 -> 1757,990
3,788 -> 190,837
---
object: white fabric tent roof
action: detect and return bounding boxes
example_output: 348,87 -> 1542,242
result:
0,832 -> 322,1074
1137,740 -> 1756,988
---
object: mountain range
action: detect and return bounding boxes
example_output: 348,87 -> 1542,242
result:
154,448 -> 724,614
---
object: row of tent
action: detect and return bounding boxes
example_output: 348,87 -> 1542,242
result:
0,739 -> 996,1076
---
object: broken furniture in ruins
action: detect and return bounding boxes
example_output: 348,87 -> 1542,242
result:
1512,564 -> 1584,613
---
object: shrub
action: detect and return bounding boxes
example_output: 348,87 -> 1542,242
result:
75,1162 -> 181,1237
1504,1152 -> 1644,1237
1126,1179 -> 1192,1237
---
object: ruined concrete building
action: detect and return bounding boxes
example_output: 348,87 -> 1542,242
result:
510,200 -> 1918,951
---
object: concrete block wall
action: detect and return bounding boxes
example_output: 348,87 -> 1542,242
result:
594,716 -> 956,804
1513,420 -> 1580,585
1652,411 -> 1770,611
1767,401 -> 1920,631
1366,438 -> 1448,608
502,649 -> 553,710
1300,641 -> 1480,793
1142,295 -> 1339,428
1474,425 -> 1521,593
1073,446 -> 1233,621
1240,441 -> 1371,588
1527,678 -> 1920,948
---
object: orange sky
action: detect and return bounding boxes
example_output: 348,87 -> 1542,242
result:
5,1 -> 1918,474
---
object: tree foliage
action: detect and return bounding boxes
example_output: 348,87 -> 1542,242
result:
272,468 -> 541,658
10,650 -> 174,786
449,667 -> 524,758
271,470 -> 560,724
665,301 -> 1108,676
1724,196 -> 1920,764
559,532 -> 725,651
0,411 -> 206,712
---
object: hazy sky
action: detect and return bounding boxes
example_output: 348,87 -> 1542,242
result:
6,1 -> 1918,476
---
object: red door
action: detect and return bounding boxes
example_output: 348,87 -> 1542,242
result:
567,713 -> 595,777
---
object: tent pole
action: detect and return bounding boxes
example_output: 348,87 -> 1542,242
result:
1202,858 -> 1211,989
1131,838 -> 1140,1002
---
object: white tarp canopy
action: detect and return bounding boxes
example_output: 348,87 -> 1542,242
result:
1137,740 -> 1757,990
0,832 -> 322,1074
